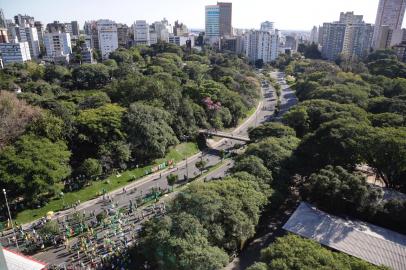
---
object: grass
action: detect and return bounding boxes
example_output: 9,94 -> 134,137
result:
14,142 -> 199,225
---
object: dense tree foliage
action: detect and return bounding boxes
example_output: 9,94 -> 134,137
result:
0,44 -> 260,206
247,234 -> 387,270
0,134 -> 71,203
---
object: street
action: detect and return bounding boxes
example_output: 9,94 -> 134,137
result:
224,70 -> 298,270
0,70 -> 279,268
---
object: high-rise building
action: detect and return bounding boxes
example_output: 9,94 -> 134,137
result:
393,41 -> 406,61
152,20 -> 170,42
14,14 -> 34,27
0,42 -> 31,64
285,35 -> 298,51
84,21 -> 100,51
43,32 -> 72,57
0,9 -> 6,28
34,21 -> 44,50
97,20 -> 118,60
17,25 -> 40,59
339,11 -> 364,24
310,26 -> 318,44
320,22 -> 347,60
260,21 -> 274,33
205,5 -> 220,43
134,20 -> 150,45
218,2 -> 232,36
71,21 -> 80,36
373,0 -> 406,48
245,29 -> 279,63
173,21 -> 188,36
117,23 -> 129,48
47,21 -> 66,33
321,12 -> 373,60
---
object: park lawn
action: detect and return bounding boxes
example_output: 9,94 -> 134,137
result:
15,142 -> 199,225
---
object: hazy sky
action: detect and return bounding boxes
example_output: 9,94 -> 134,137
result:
2,0 -> 402,31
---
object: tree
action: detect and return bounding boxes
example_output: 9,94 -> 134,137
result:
72,64 -> 110,89
38,220 -> 60,239
125,103 -> 179,161
171,179 -> 268,253
195,160 -> 208,175
254,234 -> 386,270
246,136 -> 299,178
167,174 -> 179,191
98,141 -> 131,172
294,118 -> 370,175
232,155 -> 273,185
0,91 -> 41,149
0,134 -> 71,203
78,158 -> 102,180
361,127 -> 406,191
302,166 -> 382,216
248,122 -> 296,141
75,104 -> 126,146
138,213 -> 229,270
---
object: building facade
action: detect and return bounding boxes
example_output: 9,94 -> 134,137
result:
168,35 -> 195,47
321,12 -> 373,60
260,21 -> 274,33
373,0 -> 406,48
245,30 -> 279,63
310,26 -> 318,44
117,23 -> 129,47
205,5 -> 220,43
0,42 -> 31,64
71,21 -> 79,36
134,20 -> 150,45
218,2 -> 232,36
17,26 -> 40,59
43,32 -> 72,58
97,20 -> 118,60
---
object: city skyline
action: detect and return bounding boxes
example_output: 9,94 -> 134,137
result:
3,0 -> 405,31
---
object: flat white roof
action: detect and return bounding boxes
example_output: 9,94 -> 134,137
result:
0,246 -> 46,270
283,202 -> 406,270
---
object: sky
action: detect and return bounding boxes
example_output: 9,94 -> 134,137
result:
2,0 -> 403,31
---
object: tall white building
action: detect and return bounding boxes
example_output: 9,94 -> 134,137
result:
17,25 -> 40,59
373,0 -> 406,48
97,20 -> 118,60
168,35 -> 195,47
153,20 -> 170,42
310,26 -> 319,44
205,5 -> 220,43
0,42 -> 31,64
245,29 -> 279,63
43,32 -> 72,57
134,20 -> 150,45
260,21 -> 274,33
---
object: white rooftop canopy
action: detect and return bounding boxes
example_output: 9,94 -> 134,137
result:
283,202 -> 406,270
0,245 -> 46,270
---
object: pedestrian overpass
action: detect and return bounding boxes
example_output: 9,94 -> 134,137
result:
199,129 -> 251,142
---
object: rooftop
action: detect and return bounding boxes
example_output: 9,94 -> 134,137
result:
283,202 -> 406,270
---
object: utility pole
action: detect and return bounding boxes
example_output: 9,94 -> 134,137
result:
3,189 -> 19,250
186,156 -> 189,181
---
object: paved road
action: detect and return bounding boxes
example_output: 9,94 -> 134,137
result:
224,71 -> 298,270
1,72 -> 278,266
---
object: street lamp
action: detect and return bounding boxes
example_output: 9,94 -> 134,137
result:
2,189 -> 19,250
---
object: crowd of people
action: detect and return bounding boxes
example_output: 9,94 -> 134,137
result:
1,190 -> 167,270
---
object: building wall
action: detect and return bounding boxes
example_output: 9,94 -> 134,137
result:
205,5 -> 220,40
134,20 -> 150,45
44,32 -> 72,57
218,2 -> 232,36
373,0 -> 406,48
0,42 -> 31,64
97,20 -> 118,60
321,23 -> 346,60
